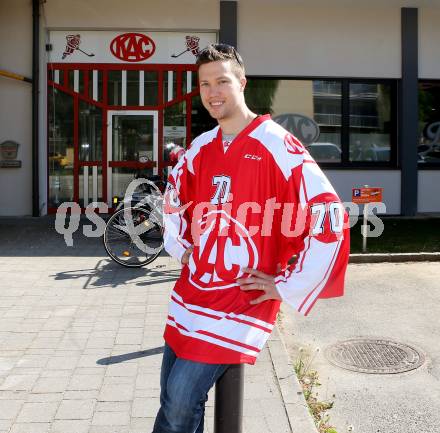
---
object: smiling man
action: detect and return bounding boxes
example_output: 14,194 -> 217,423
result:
153,44 -> 350,433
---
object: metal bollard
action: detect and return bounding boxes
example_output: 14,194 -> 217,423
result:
214,364 -> 244,433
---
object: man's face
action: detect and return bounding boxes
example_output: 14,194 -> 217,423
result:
198,60 -> 246,121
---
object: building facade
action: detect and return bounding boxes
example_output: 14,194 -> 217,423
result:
1,0 -> 439,216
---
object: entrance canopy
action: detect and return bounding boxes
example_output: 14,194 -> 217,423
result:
46,31 -> 217,211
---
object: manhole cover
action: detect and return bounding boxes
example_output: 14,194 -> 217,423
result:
325,338 -> 425,374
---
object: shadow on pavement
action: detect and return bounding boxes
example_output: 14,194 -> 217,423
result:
97,346 -> 165,365
0,218 -> 178,285
0,215 -> 117,257
50,258 -> 181,289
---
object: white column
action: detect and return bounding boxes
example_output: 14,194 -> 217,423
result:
92,166 -> 98,203
139,70 -> 145,106
83,166 -> 89,206
92,70 -> 98,101
73,70 -> 79,93
167,71 -> 173,102
122,70 -> 127,106
107,113 -> 113,207
186,71 -> 192,94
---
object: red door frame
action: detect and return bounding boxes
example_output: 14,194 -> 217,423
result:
46,63 -> 198,214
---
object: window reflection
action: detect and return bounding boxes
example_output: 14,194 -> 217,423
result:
48,87 -> 74,207
79,165 -> 103,207
87,70 -> 103,101
245,78 -> 395,164
112,167 -> 153,198
349,83 -> 391,162
163,71 -> 177,102
246,79 -> 342,163
108,70 -> 122,105
191,95 -> 216,141
112,115 -> 154,162
144,71 -> 158,106
163,102 -> 186,163
419,82 -> 440,164
79,101 -> 102,161
126,70 -> 139,106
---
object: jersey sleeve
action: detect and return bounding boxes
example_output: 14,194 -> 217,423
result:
275,140 -> 350,316
163,153 -> 193,263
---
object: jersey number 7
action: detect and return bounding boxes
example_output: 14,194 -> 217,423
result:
211,175 -> 232,205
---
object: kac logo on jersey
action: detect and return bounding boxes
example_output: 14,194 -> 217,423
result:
188,210 -> 259,291
164,183 -> 181,209
284,133 -> 307,155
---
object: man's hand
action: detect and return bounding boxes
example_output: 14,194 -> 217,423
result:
181,246 -> 193,265
236,267 -> 282,305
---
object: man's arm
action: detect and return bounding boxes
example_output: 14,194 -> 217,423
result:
238,136 -> 350,315
274,156 -> 350,315
163,155 -> 193,264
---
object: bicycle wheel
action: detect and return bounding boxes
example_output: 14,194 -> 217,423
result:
103,206 -> 163,267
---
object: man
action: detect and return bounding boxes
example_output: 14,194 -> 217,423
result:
153,44 -> 350,433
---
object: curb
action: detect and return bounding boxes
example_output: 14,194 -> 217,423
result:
349,252 -> 440,263
268,326 -> 318,433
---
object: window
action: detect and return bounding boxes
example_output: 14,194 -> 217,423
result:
246,79 -> 342,163
48,87 -> 74,207
419,81 -> 440,165
349,83 -> 392,162
108,70 -> 122,105
144,71 -> 158,106
191,95 -> 217,142
163,101 -> 186,163
126,70 -> 140,106
79,101 -> 102,161
163,71 -> 177,102
87,70 -> 103,102
245,78 -> 397,166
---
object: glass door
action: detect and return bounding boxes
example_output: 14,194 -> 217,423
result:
107,110 -> 158,207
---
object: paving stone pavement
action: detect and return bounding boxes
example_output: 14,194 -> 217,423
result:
0,219 -> 314,433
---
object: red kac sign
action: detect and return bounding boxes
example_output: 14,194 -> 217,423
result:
110,33 -> 156,62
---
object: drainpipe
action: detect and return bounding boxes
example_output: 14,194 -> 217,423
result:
32,0 -> 40,216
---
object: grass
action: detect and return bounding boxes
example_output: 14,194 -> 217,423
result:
350,217 -> 440,254
294,348 -> 341,433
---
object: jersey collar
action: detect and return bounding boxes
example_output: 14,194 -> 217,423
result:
215,114 -> 271,151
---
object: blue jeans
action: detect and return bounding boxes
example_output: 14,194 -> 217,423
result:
152,344 -> 229,433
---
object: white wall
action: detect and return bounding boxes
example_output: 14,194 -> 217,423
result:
418,8 -> 440,213
238,2 -> 401,78
0,0 -> 33,216
418,171 -> 440,213
239,1 -> 440,80
419,8 -> 440,78
324,170 -> 401,215
42,0 -> 219,30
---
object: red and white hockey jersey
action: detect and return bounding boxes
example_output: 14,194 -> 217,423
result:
163,114 -> 350,365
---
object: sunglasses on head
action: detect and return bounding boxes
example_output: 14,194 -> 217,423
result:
198,43 -> 242,66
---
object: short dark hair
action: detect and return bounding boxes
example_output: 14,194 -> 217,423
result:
196,43 -> 245,78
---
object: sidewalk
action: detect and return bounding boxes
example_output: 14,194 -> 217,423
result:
278,262 -> 440,433
0,218 -> 315,433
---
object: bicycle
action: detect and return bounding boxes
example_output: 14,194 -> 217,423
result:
103,174 -> 166,268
